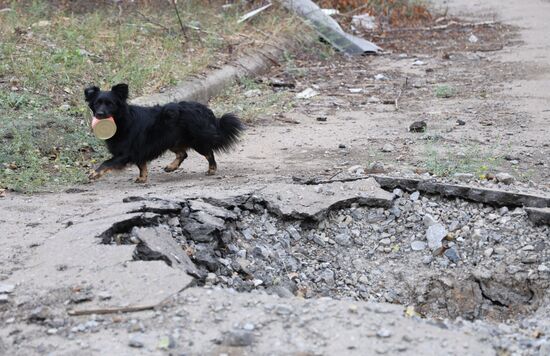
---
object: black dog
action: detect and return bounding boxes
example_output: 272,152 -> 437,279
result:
84,83 -> 244,183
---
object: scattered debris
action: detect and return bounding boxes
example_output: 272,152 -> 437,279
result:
128,333 -> 146,348
352,13 -> 377,31
244,89 -> 262,97
237,3 -> 272,24
296,87 -> 319,99
409,121 -> 427,133
495,172 -> 515,185
280,0 -> 380,54
266,78 -> 295,88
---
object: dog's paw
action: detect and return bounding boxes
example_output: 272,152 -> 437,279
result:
88,171 -> 101,180
164,166 -> 177,172
205,169 -> 216,176
134,177 -> 148,184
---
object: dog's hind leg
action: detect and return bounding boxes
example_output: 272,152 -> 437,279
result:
204,150 -> 217,176
164,147 -> 188,172
135,162 -> 148,183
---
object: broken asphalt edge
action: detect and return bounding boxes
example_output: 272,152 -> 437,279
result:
130,36 -> 306,107
293,175 -> 550,224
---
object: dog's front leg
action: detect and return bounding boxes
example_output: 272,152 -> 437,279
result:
89,157 -> 128,181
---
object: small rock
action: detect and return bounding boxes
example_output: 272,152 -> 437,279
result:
318,269 -> 335,286
334,233 -> 352,246
167,217 -> 180,227
410,191 -> 420,201
468,34 -> 479,43
0,295 -> 8,304
453,173 -> 474,182
71,290 -> 94,304
393,188 -> 403,197
270,286 -> 294,298
381,144 -> 394,153
538,265 -> 549,273
409,121 -> 427,133
411,241 -> 426,251
223,330 -> 254,347
413,60 -> 426,66
244,89 -> 262,98
448,220 -> 460,232
129,333 -> 145,348
0,283 -> 15,294
498,207 -> 509,216
347,165 -> 363,174
456,119 -> 466,126
484,248 -> 494,257
444,247 -> 460,263
374,73 -> 387,81
338,143 -> 347,149
379,238 -> 391,246
97,291 -> 112,301
495,172 -> 514,185
426,224 -> 447,251
377,328 -> 392,338
423,214 -> 437,227
274,304 -> 293,315
286,226 -> 301,240
296,88 -> 319,99
422,256 -> 433,264
313,185 -> 323,193
205,273 -> 218,284
265,221 -> 277,235
390,206 -> 401,218
367,161 -> 385,173
368,96 -> 381,103
28,307 -> 50,323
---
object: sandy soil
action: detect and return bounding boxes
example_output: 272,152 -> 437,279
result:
0,0 -> 549,355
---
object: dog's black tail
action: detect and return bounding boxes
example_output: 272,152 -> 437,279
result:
213,113 -> 245,152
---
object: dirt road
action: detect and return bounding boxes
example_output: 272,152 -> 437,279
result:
0,0 -> 549,355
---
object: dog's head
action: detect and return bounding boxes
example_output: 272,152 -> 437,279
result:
84,83 -> 129,119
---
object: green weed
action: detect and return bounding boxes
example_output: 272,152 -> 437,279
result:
434,85 -> 456,98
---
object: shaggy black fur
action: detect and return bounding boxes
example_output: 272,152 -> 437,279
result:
84,83 -> 244,183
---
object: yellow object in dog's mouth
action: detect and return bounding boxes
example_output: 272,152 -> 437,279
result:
91,117 -> 117,140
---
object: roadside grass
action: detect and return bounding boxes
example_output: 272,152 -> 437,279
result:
210,41 -> 333,123
434,85 -> 456,98
210,79 -> 296,124
0,0 -> 304,192
422,140 -> 505,178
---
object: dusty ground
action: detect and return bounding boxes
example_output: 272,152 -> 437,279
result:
0,0 -> 549,355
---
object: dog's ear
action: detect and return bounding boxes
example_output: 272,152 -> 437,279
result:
111,83 -> 129,101
84,86 -> 100,103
